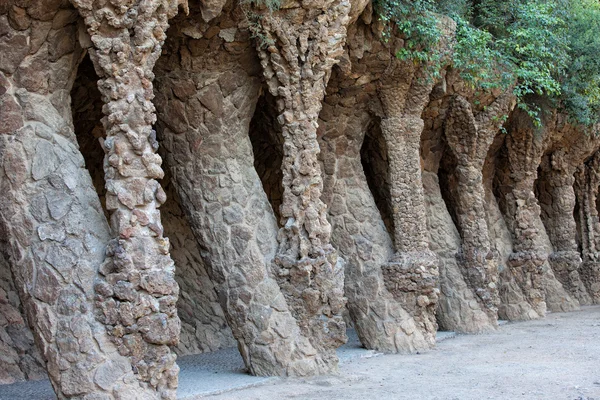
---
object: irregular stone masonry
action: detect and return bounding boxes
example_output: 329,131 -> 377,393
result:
161,176 -> 236,356
70,50 -> 234,359
1,1 -> 600,398
0,1 -> 167,397
0,253 -> 46,384
420,70 -> 502,333
155,3 -> 331,376
481,120 -> 542,322
251,0 -> 352,370
68,0 -> 185,397
442,93 -> 516,322
318,17 -> 436,352
537,120 -> 600,305
372,18 -> 458,347
494,109 -> 580,317
575,151 -> 600,304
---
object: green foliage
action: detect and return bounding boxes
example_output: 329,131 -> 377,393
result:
375,0 -> 600,126
376,0 -> 441,65
475,0 -> 569,117
451,15 -> 509,91
561,0 -> 600,125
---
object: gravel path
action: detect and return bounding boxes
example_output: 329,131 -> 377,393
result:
1,307 -> 597,400
204,306 -> 600,400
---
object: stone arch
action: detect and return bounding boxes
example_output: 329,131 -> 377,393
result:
575,152 -> 600,303
418,77 -> 504,334
70,53 -> 107,216
534,124 -> 599,306
574,184 -> 583,255
437,137 -> 460,232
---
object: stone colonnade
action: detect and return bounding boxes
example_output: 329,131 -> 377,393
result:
1,1 -> 600,398
575,152 -> 600,304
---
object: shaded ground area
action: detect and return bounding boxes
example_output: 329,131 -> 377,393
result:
0,307 -> 597,399
0,329 -> 396,399
206,306 -> 600,400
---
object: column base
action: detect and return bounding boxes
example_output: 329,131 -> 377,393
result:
581,254 -> 600,304
455,247 -> 499,320
274,247 -> 347,373
507,250 -> 547,317
548,251 -> 592,305
381,250 -> 439,345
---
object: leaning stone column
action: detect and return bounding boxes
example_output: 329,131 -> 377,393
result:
317,18 -> 451,351
443,93 -> 515,323
252,0 -> 351,370
0,2 -> 165,398
496,113 -> 547,317
320,98 -> 431,352
539,146 -> 595,305
154,5 -> 326,376
376,68 -> 441,347
497,110 -> 578,317
575,152 -> 600,303
70,0 -> 184,396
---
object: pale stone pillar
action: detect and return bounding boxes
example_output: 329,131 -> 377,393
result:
252,0 -> 352,370
377,79 -> 439,348
317,20 -> 453,352
70,0 -> 185,396
539,140 -> 598,305
154,5 -> 326,376
320,96 -> 430,352
496,110 -> 578,318
0,2 -> 163,398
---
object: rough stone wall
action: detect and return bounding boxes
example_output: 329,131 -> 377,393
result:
0,252 -> 45,384
318,17 -> 435,352
251,0 -> 353,369
574,151 -> 600,303
423,170 -> 493,331
483,134 -> 538,321
536,120 -> 599,305
316,14 -> 463,351
161,178 -> 236,355
493,109 -> 579,317
70,51 -> 233,358
369,19 -> 459,348
420,71 -> 503,333
2,0 -> 600,395
440,93 -> 515,323
155,3 -> 332,376
68,0 -> 186,396
0,1 -> 171,397
417,69 -> 577,327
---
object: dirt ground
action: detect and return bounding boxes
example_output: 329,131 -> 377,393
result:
204,306 -> 600,400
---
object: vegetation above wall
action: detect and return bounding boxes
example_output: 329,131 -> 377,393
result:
376,0 -> 600,126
